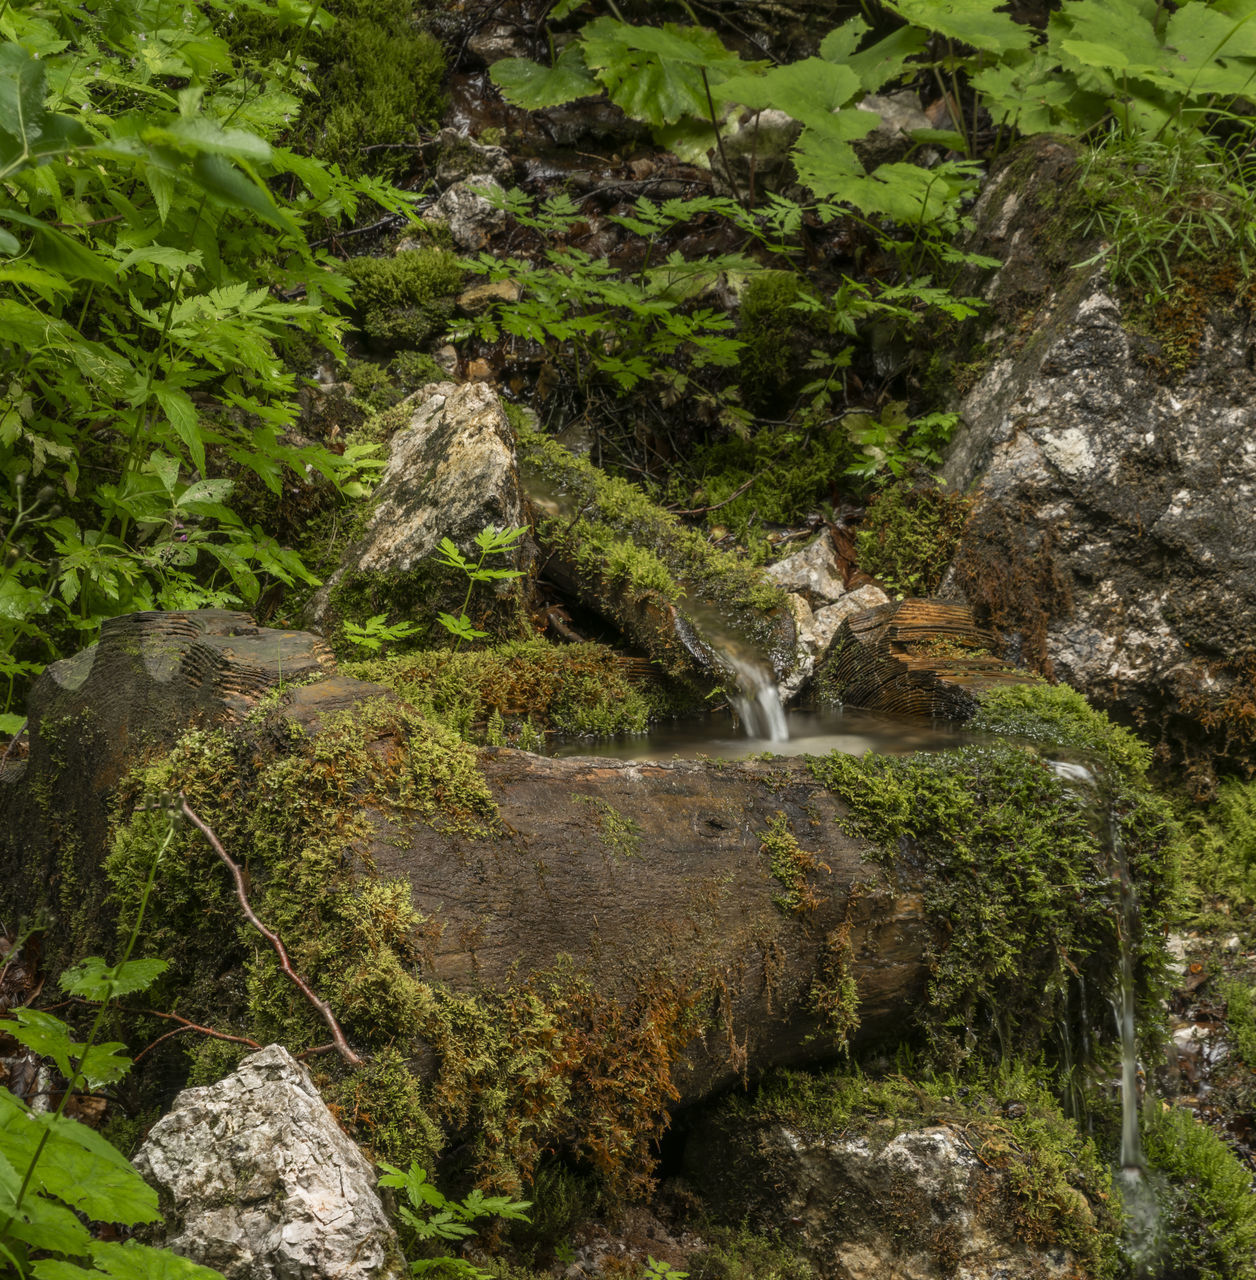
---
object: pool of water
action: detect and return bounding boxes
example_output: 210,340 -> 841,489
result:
549,705 -> 985,762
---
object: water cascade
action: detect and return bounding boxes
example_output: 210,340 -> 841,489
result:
715,645 -> 790,742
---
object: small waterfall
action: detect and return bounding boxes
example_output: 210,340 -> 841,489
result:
720,648 -> 790,742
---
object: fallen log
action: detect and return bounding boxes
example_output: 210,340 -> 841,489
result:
811,598 -> 1037,718
0,610 -> 1165,1195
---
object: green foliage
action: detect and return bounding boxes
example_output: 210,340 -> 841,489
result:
684,1226 -> 815,1280
808,735 -> 1177,1066
1221,976 -> 1256,1067
378,1161 -> 530,1279
1142,1106 -> 1256,1280
343,613 -> 423,653
434,526 -> 529,649
0,0 -> 407,712
856,475 -> 973,596
0,813 -> 222,1278
343,249 -> 464,349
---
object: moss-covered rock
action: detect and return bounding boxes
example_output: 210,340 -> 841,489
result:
684,1062 -> 1122,1280
856,475 -> 974,597
343,249 -> 464,350
518,424 -> 794,688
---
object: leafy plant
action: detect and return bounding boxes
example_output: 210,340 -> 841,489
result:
435,526 -> 529,648
342,613 -> 423,653
378,1161 -> 531,1279
0,809 -> 222,1278
0,0 -> 408,712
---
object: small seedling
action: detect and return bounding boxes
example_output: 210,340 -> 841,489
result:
435,525 -> 529,649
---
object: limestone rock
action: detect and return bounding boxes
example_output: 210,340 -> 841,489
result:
457,279 -> 521,315
433,127 -> 513,187
941,136 -> 1256,776
134,1044 -> 405,1280
766,534 -> 847,608
779,584 -> 891,700
810,585 -> 892,653
303,381 -> 531,634
687,1120 -> 1090,1280
429,176 -> 507,250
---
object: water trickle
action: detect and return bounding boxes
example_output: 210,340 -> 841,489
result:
717,647 -> 789,742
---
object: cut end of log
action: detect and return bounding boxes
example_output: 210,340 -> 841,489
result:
813,598 -> 1039,719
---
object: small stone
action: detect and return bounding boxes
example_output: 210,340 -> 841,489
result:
458,279 -> 521,315
434,344 -> 459,376
1224,935 -> 1242,953
429,176 -> 506,251
765,534 -> 846,607
466,358 -> 493,381
811,585 -> 891,653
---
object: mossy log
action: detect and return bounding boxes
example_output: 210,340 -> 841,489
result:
0,610 -> 919,1104
812,598 -> 1037,718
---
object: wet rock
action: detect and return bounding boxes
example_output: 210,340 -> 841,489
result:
810,585 -> 892,652
303,380 -> 531,634
466,22 -> 532,67
429,175 -> 507,250
766,534 -> 847,607
433,127 -> 513,188
717,109 -> 800,191
781,584 -> 890,700
686,1119 -> 1092,1280
941,136 -> 1256,775
134,1044 -> 404,1280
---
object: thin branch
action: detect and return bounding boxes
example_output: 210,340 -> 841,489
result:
667,474 -> 756,517
179,797 -> 363,1066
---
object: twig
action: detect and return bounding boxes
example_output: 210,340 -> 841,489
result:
667,474 -> 756,516
309,213 -> 409,250
0,718 -> 27,769
179,797 -> 363,1066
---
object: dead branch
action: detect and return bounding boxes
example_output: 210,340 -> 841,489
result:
179,796 -> 363,1067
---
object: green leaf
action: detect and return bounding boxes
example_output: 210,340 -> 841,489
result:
0,43 -> 47,156
0,225 -> 18,255
0,1008 -> 134,1089
1,1147 -> 95,1258
85,1240 -> 227,1280
3,209 -> 117,284
59,956 -> 169,1001
581,18 -> 747,128
718,59 -> 867,134
490,45 -> 598,109
823,22 -> 930,93
884,0 -> 1032,55
0,1088 -> 160,1226
189,154 -> 289,230
151,384 -> 205,475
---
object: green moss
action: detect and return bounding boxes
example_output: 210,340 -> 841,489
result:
855,476 -> 974,597
1142,1106 -> 1256,1280
704,1060 -> 1120,1277
343,249 -> 464,349
1173,778 -> 1256,925
685,1225 -> 817,1280
574,796 -> 643,859
759,813 -> 826,917
970,682 -> 1153,782
345,638 -> 693,741
1220,976 -> 1256,1066
808,731 -> 1178,1067
518,426 -> 790,677
737,270 -> 830,412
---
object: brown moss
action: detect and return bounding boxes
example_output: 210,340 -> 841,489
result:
951,501 -> 1073,678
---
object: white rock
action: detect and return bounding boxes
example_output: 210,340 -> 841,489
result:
134,1044 -> 405,1280
765,535 -> 846,607
429,176 -> 507,251
811,585 -> 892,654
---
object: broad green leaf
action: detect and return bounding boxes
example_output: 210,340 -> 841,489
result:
550,0 -> 587,17
719,60 -> 870,139
822,22 -> 929,93
0,225 -> 18,254
818,16 -> 870,63
884,0 -> 1032,55
490,45 -> 598,109
146,117 -> 272,163
0,1009 -> 133,1088
176,477 -> 235,509
581,17 -> 747,128
189,154 -> 289,230
86,1240 -> 226,1280
59,955 -> 169,1001
2,209 -> 116,284
0,1088 -> 160,1226
0,43 -> 47,154
1,1145 -> 94,1257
